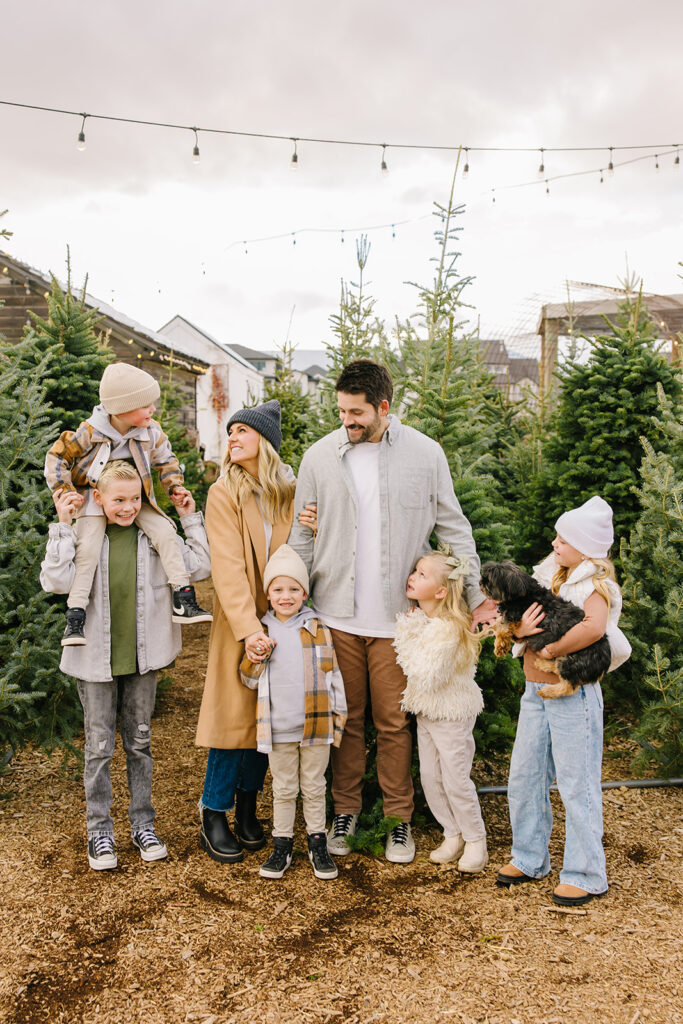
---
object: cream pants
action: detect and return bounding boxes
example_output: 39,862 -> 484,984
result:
268,742 -> 331,837
417,714 -> 486,843
67,506 -> 188,609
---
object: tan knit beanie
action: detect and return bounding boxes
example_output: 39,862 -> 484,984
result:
99,363 -> 161,415
263,544 -> 310,594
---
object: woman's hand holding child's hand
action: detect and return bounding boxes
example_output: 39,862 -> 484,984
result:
245,630 -> 275,663
515,602 -> 546,638
54,490 -> 82,525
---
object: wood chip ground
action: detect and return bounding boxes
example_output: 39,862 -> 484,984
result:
2,582 -> 681,1024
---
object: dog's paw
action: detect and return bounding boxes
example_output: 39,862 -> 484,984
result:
533,656 -> 558,675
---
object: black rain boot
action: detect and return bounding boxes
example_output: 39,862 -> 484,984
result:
234,789 -> 266,851
199,807 -> 244,863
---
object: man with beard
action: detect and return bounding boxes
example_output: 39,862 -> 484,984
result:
288,360 -> 496,863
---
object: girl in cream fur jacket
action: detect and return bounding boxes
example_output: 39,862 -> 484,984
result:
393,548 -> 487,873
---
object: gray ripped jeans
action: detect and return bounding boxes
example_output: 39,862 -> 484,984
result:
77,671 -> 158,837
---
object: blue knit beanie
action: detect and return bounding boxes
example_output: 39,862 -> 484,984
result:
226,399 -> 282,453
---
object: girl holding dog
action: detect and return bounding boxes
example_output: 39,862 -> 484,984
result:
496,495 -> 630,906
393,547 -> 488,873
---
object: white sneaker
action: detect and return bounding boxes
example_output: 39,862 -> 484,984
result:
429,834 -> 465,864
457,838 -> 489,873
385,822 -> 415,864
327,813 -> 359,856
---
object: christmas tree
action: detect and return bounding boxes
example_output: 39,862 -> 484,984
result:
621,382 -> 682,771
0,336 -> 81,761
22,249 -> 114,433
518,291 -> 681,566
263,338 -> 316,475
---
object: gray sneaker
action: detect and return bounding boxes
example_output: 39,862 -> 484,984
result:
327,813 -> 359,856
385,822 -> 415,864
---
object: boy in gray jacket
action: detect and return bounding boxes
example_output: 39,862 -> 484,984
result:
40,460 -> 211,871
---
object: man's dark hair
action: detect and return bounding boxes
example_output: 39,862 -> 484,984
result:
335,359 -> 393,409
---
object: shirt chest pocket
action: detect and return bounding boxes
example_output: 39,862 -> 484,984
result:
398,466 -> 434,509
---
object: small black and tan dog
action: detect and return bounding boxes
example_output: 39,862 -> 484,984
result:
480,560 -> 611,699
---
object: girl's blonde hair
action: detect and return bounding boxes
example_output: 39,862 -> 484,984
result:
96,459 -> 141,492
221,434 -> 295,524
414,551 -> 480,662
552,557 -> 618,609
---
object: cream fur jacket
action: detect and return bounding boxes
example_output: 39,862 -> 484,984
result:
393,609 -> 484,722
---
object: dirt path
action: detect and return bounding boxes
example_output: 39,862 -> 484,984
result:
1,582 -> 682,1024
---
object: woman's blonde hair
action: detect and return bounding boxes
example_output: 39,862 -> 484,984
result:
221,433 -> 295,523
552,557 -> 618,609
95,459 -> 141,492
414,551 -> 480,663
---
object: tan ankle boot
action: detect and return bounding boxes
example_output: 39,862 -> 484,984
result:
457,838 -> 489,873
429,835 -> 465,863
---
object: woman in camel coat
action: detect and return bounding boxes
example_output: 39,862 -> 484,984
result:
196,399 -> 298,863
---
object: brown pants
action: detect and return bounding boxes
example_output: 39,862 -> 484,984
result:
329,629 -> 413,821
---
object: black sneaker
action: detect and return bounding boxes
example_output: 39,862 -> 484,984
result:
307,832 -> 338,879
62,607 -> 87,647
171,585 -> 213,624
88,834 -> 117,870
132,826 -> 168,862
259,837 -> 294,879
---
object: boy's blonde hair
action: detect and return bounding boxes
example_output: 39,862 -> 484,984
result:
552,557 -> 619,609
414,551 -> 480,663
95,459 -> 141,492
221,435 -> 295,524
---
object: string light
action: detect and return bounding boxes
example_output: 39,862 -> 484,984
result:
380,144 -> 388,175
77,114 -> 87,151
290,138 -> 298,170
600,169 -> 604,184
545,179 -> 550,195
608,147 -> 614,175
675,149 -> 680,168
462,147 -> 469,177
655,154 -> 660,170
538,148 -> 545,176
192,128 -> 200,164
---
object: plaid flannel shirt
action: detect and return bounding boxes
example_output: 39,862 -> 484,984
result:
239,616 -> 347,754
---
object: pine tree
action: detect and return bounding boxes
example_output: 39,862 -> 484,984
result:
21,250 -> 114,433
621,382 -> 683,770
263,339 -> 315,474
519,292 -> 681,566
316,236 -> 391,437
0,336 -> 81,761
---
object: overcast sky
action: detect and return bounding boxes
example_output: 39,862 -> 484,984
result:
1,0 -> 682,359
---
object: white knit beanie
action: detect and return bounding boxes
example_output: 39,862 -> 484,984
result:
555,495 -> 614,558
99,363 -> 161,415
263,544 -> 310,594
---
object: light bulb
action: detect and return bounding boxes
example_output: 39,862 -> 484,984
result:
192,129 -> 200,164
538,148 -> 545,176
77,130 -> 86,151
462,148 -> 469,178
290,139 -> 298,171
608,147 -> 614,175
380,145 -> 388,175
675,150 -> 680,168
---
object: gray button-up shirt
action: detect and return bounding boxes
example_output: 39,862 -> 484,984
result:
288,416 -> 485,625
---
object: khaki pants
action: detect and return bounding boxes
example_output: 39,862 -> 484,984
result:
269,742 -> 331,837
68,505 -> 189,609
417,715 -> 486,842
329,629 -> 413,821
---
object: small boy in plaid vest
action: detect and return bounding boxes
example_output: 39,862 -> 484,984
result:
239,544 -> 346,880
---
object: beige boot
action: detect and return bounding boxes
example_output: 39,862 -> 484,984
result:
429,834 -> 465,864
457,838 -> 489,873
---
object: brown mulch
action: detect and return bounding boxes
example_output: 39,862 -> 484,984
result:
1,581 -> 682,1024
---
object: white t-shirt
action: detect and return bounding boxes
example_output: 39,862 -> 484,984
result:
321,441 -> 396,638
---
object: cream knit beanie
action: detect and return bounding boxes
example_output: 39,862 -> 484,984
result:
99,363 -> 161,415
263,544 -> 310,594
555,495 -> 614,559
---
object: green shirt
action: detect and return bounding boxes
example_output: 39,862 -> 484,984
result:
106,524 -> 138,677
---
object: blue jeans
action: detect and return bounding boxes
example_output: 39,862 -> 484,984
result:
200,747 -> 268,812
77,671 -> 158,838
508,680 -> 607,894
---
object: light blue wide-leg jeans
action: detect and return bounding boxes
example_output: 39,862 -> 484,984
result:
508,680 -> 607,894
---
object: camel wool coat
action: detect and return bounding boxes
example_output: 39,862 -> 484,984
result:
195,479 -> 293,749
